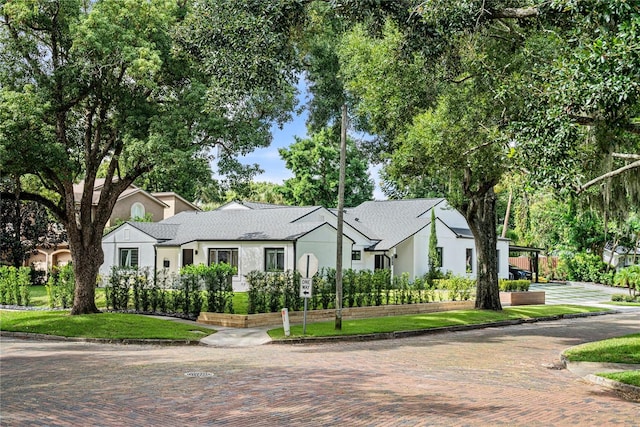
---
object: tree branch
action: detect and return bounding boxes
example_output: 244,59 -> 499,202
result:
1,191 -> 65,221
488,7 -> 539,19
577,160 -> 640,194
612,153 -> 640,160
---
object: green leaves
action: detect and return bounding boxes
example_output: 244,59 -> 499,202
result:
279,127 -> 374,207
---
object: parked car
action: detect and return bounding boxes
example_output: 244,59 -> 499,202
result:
509,265 -> 532,280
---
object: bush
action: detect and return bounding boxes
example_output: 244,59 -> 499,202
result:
613,265 -> 640,298
436,276 -> 476,301
45,264 -> 75,308
0,266 -> 31,306
499,279 -> 531,292
560,252 -> 608,283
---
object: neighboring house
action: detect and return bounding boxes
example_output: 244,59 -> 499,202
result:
100,199 -> 510,291
25,180 -> 199,274
603,243 -> 640,271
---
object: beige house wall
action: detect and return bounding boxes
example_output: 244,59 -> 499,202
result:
153,194 -> 197,219
109,192 -> 165,226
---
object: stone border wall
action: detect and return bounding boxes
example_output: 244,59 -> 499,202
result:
197,301 -> 476,328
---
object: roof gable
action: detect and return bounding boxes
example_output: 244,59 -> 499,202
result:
346,199 -> 446,250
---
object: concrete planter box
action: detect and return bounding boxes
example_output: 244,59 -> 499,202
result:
198,300 -> 475,328
500,291 -> 545,306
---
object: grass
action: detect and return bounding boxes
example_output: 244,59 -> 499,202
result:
603,301 -> 640,307
598,371 -> 640,387
565,332 -> 639,391
563,333 -> 640,364
26,285 -> 108,309
24,285 -> 246,313
267,305 -> 607,339
0,310 -> 214,340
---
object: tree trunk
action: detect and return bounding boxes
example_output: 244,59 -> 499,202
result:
463,187 -> 502,310
67,225 -> 102,315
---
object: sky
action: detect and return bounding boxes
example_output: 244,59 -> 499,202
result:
233,81 -> 386,200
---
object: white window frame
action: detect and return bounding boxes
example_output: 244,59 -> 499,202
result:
265,248 -> 285,272
119,248 -> 139,268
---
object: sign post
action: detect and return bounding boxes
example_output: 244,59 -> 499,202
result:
297,253 -> 318,335
281,308 -> 290,337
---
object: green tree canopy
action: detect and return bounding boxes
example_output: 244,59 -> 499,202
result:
0,0 -> 303,314
279,127 -> 374,207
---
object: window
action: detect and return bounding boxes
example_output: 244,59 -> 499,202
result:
182,249 -> 194,267
374,254 -> 389,270
163,259 -> 170,268
265,248 -> 285,271
209,248 -> 238,268
496,250 -> 500,273
119,248 -> 139,267
351,250 -> 362,261
130,202 -> 145,220
466,248 -> 473,273
436,247 -> 443,268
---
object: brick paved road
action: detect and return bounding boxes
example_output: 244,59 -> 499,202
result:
1,311 -> 639,426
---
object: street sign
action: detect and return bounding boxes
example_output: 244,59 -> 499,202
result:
299,278 -> 313,298
297,253 -> 319,278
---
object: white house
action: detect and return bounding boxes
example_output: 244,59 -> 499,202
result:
100,199 -> 511,290
603,243 -> 640,272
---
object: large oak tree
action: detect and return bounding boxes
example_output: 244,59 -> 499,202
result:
0,0 -> 300,314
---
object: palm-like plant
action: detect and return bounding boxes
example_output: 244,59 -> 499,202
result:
614,266 -> 640,297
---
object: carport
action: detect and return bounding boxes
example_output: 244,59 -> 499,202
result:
509,245 -> 542,283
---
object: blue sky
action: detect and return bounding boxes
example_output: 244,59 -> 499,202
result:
234,82 -> 385,200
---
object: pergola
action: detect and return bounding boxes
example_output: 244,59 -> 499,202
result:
509,245 -> 543,283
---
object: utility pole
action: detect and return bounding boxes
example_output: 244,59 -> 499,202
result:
335,104 -> 347,330
501,188 -> 512,239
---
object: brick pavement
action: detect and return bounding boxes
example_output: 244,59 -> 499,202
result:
1,311 -> 639,426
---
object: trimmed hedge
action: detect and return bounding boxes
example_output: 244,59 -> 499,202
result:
0,266 -> 31,306
103,264 -> 235,318
245,268 -> 476,314
499,279 -> 531,292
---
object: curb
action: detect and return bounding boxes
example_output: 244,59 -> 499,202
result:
270,310 -> 615,345
0,330 -> 202,346
584,374 -> 640,401
560,353 -> 640,402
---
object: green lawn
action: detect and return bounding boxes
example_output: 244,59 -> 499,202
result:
563,333 -> 640,364
563,333 -> 640,389
267,305 -> 607,338
27,285 -> 108,309
598,370 -> 640,387
603,301 -> 640,307
0,310 -> 214,340
25,285 -> 245,313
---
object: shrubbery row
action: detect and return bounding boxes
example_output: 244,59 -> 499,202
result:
245,268 -> 478,314
0,266 -> 31,306
104,264 -> 235,318
498,279 -> 530,292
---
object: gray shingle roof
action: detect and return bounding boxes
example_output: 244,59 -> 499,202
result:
127,222 -> 180,241
156,207 -> 327,246
345,199 -> 445,250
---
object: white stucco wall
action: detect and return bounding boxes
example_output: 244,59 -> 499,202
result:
100,225 -> 158,277
296,224 -> 353,274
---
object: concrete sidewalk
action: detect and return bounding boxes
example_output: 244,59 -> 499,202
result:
199,325 -> 272,347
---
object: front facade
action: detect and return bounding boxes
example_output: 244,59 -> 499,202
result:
603,243 -> 640,272
101,199 -> 510,291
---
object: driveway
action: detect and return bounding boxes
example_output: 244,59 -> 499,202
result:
1,309 -> 639,426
